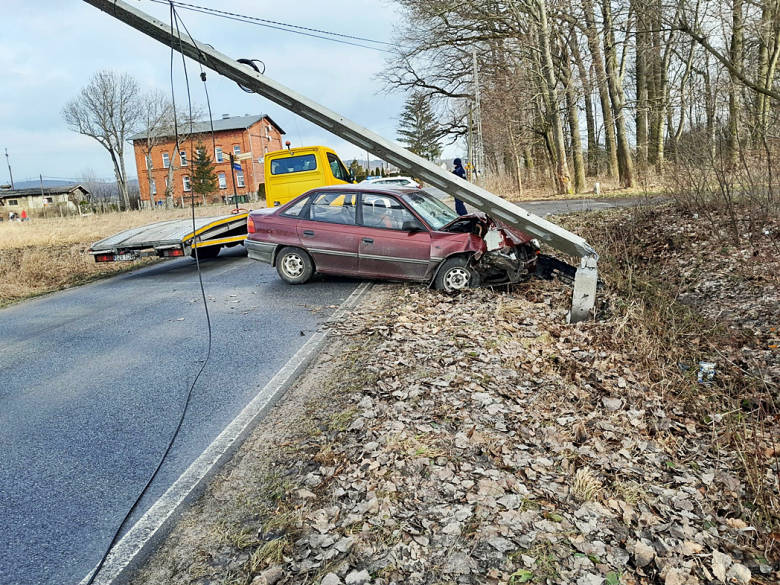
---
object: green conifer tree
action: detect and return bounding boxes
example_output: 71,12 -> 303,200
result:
192,140 -> 219,203
397,91 -> 443,161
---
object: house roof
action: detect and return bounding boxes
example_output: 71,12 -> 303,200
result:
128,114 -> 285,142
0,184 -> 88,199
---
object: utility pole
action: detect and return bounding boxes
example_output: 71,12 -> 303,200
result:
5,148 -> 14,189
468,106 -> 473,182
472,48 -> 485,185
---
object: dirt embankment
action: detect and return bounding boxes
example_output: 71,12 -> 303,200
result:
132,205 -> 778,585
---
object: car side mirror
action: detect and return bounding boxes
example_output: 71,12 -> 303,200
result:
402,220 -> 424,232
349,170 -> 356,184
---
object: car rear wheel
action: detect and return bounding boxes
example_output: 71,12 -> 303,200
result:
435,256 -> 480,292
276,247 -> 315,285
191,245 -> 221,259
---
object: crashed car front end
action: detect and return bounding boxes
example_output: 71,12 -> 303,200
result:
432,212 -> 553,286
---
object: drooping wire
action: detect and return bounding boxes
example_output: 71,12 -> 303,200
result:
84,3 -> 214,583
145,0 -> 393,53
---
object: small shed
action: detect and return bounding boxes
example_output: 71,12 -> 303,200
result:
0,184 -> 90,219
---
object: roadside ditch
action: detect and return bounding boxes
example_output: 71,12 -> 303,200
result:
130,204 -> 779,585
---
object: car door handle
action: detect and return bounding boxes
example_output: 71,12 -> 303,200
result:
303,230 -> 314,237
362,238 -> 373,244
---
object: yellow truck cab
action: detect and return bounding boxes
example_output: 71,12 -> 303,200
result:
264,144 -> 353,207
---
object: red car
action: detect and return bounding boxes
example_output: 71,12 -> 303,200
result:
245,186 -> 542,291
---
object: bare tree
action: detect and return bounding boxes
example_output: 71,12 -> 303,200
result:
62,71 -> 141,210
136,89 -> 175,208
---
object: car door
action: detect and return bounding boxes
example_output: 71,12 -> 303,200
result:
356,193 -> 432,281
295,191 -> 360,274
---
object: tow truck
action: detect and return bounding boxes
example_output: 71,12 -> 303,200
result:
88,211 -> 250,262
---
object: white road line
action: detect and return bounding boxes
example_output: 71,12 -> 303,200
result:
80,281 -> 372,585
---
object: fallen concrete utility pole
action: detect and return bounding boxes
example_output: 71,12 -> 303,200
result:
82,0 -> 599,322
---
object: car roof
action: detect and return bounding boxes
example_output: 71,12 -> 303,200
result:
312,184 -> 419,195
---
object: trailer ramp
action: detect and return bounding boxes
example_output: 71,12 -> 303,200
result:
83,0 -> 598,322
89,213 -> 249,261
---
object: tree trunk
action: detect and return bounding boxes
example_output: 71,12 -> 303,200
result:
600,0 -> 635,187
729,0 -> 744,165
107,148 -> 129,210
634,0 -> 649,167
569,23 -> 598,176
537,0 -> 572,194
582,0 -> 619,179
758,5 -> 780,136
508,127 -> 524,197
146,152 -> 156,207
671,41 -> 696,162
562,42 -> 587,193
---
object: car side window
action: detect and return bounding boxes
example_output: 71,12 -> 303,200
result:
281,196 -> 310,219
361,194 -> 419,230
310,192 -> 356,225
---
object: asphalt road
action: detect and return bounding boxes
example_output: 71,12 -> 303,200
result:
0,247 -> 359,585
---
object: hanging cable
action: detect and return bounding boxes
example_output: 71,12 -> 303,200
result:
145,0 -> 393,53
84,3 -> 214,583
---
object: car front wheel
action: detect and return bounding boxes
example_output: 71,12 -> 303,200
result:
276,247 -> 315,284
435,256 -> 480,292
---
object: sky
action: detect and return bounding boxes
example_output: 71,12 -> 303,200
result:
0,0 -> 427,185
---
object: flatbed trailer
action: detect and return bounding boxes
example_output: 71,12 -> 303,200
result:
88,212 -> 249,262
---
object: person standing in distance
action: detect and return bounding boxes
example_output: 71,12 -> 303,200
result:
452,158 -> 468,215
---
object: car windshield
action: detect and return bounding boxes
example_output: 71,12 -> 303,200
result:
401,191 -> 459,230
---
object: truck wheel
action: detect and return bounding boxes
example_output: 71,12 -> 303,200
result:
276,247 -> 314,284
191,245 -> 221,259
435,256 -> 480,292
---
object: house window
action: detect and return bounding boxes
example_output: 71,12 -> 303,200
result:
151,181 -> 157,195
218,173 -> 227,189
215,147 -> 224,163
162,152 -> 170,168
236,171 -> 245,187
7,199 -> 18,206
233,145 -> 241,156
183,176 -> 191,191
180,150 -> 188,166
44,197 -> 53,204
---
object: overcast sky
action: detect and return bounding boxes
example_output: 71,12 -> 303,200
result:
0,0 -> 440,185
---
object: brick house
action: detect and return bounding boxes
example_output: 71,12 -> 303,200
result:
130,114 -> 285,208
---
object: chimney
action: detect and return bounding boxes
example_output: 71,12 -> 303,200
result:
222,114 -> 230,119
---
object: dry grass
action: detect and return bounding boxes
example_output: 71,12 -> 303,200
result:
477,172 -> 664,202
560,205 -> 780,533
0,204 -> 263,307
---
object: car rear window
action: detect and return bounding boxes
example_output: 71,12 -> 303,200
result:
270,154 -> 317,175
281,197 -> 309,218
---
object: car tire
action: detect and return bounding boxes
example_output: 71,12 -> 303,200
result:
276,247 -> 315,285
435,256 -> 480,292
191,245 -> 221,259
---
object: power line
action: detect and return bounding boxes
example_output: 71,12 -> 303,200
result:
145,0 -> 394,53
85,4 -> 215,583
